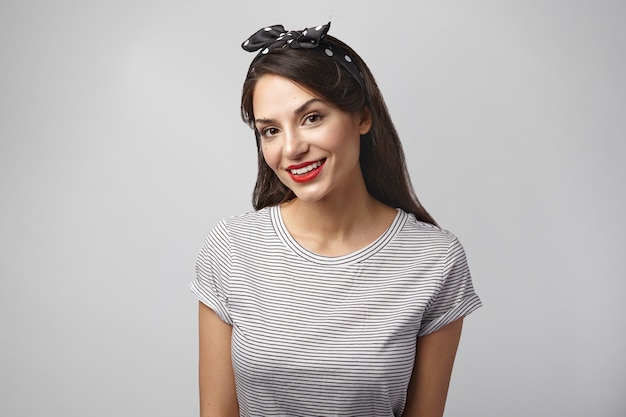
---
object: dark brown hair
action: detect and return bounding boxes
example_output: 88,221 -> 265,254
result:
240,35 -> 436,226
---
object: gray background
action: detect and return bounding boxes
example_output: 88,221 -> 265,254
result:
1,0 -> 624,416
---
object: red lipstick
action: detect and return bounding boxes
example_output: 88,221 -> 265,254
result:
286,159 -> 326,183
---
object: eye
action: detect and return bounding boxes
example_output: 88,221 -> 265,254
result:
260,126 -> 279,138
303,113 -> 323,125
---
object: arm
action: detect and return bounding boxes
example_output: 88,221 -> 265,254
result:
198,301 -> 239,417
402,318 -> 464,417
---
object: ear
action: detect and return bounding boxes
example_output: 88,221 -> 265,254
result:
358,107 -> 372,135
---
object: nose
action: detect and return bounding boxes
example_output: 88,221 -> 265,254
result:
282,128 -> 308,160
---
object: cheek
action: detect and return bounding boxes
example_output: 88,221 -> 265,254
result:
326,122 -> 361,149
329,129 -> 361,157
261,145 -> 280,170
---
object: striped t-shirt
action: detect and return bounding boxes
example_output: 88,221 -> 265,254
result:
190,206 -> 481,417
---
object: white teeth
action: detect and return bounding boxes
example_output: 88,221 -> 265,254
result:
290,160 -> 322,175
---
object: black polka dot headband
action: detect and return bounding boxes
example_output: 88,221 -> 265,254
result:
241,22 -> 365,88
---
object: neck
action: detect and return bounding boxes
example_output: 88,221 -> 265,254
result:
284,193 -> 378,234
279,185 -> 398,257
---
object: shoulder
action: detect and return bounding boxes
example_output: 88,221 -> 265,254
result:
399,210 -> 461,248
198,207 -> 274,262
207,207 -> 272,233
220,206 -> 273,234
202,207 -> 276,250
388,210 -> 469,270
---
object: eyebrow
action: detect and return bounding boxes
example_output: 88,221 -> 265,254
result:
254,98 -> 323,126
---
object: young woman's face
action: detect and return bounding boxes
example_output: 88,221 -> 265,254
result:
252,74 -> 371,203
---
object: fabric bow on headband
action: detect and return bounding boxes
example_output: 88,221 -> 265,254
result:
241,22 -> 365,87
242,23 -> 330,54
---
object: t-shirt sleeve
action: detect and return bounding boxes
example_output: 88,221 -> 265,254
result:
417,234 -> 482,337
189,220 -> 233,325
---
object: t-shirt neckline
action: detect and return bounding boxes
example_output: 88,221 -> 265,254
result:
269,205 -> 407,265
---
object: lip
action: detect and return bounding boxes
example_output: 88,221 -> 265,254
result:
286,159 -> 326,183
286,160 -> 322,170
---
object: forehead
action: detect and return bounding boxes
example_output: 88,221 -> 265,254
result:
252,74 -> 320,116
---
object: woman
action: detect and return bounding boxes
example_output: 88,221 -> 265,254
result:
191,22 -> 482,417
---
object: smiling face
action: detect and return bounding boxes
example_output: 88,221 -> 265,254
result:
252,74 -> 372,204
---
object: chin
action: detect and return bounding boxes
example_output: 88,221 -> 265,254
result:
290,188 -> 330,203
291,194 -> 325,203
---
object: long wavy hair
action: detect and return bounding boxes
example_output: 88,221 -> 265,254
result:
240,35 -> 436,226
